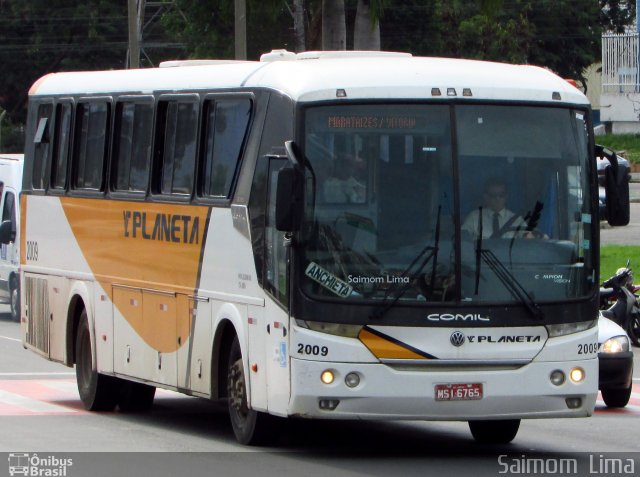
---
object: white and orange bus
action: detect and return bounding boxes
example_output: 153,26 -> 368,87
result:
8,50 -> 630,445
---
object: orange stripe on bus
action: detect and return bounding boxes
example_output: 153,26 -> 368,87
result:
358,328 -> 426,360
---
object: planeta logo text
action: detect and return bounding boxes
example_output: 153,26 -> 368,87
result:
467,335 -> 542,343
427,313 -> 490,322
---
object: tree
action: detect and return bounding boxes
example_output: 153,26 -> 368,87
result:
322,0 -> 347,49
0,0 -> 131,124
353,0 -> 386,50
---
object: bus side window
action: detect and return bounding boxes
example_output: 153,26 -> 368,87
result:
154,98 -> 198,196
200,98 -> 252,198
33,103 -> 53,190
112,101 -> 153,193
72,101 -> 110,191
51,102 -> 72,190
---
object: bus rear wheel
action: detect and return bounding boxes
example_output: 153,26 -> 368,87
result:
227,336 -> 278,445
75,310 -> 120,411
468,419 -> 520,444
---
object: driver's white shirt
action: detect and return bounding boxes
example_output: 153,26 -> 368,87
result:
461,207 -> 526,239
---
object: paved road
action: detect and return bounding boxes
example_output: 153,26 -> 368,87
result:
600,204 -> 640,245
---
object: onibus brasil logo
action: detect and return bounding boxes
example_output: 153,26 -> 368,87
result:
8,453 -> 73,476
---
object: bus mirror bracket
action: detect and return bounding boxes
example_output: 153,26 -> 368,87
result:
275,141 -> 304,232
601,147 -> 630,226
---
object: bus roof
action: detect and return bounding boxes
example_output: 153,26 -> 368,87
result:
29,50 -> 588,105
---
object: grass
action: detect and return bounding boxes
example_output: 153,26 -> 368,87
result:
596,134 -> 640,164
599,245 -> 640,283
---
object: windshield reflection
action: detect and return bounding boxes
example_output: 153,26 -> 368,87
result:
301,104 -> 594,305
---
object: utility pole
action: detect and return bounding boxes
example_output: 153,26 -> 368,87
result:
235,0 -> 247,60
127,0 -> 141,68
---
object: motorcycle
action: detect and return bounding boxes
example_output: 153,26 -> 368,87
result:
599,261 -> 640,347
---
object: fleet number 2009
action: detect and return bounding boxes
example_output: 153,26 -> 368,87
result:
578,343 -> 598,354
297,343 -> 329,356
26,241 -> 39,261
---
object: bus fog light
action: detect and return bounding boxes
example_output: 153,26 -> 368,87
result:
321,370 -> 335,385
550,370 -> 566,386
345,372 -> 360,388
569,367 -> 585,383
565,397 -> 582,409
319,399 -> 340,410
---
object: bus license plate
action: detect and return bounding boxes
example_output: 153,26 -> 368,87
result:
435,383 -> 483,401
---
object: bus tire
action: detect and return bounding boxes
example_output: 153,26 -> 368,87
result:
227,336 -> 278,445
9,277 -> 19,322
118,381 -> 156,412
468,419 -> 520,444
75,310 -> 120,411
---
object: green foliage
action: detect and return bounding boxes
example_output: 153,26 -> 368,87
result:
0,0 -> 637,131
600,245 -> 640,283
161,0 -> 293,59
0,0 -> 131,124
596,134 -> 640,164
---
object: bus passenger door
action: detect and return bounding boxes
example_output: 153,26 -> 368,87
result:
263,157 -> 292,416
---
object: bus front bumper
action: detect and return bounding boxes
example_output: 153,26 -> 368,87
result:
288,357 -> 598,420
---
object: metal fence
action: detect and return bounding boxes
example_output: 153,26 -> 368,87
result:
602,33 -> 640,93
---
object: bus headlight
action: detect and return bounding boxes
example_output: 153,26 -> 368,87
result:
297,320 -> 362,338
550,370 -> 566,386
321,370 -> 335,384
569,367 -> 585,383
345,372 -> 361,388
599,335 -> 630,354
546,320 -> 596,337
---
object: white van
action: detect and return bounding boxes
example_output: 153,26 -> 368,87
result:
0,154 -> 22,321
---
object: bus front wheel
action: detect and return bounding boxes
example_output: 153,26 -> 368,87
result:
227,336 -> 278,445
468,419 -> 520,444
75,310 -> 120,411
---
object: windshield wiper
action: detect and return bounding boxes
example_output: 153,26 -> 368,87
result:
480,249 -> 544,320
370,207 -> 441,320
474,207 -> 483,294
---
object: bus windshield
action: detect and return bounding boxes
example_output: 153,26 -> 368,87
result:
301,103 -> 594,304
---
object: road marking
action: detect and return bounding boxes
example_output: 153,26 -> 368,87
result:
0,335 -> 21,343
0,380 -> 83,415
0,372 -> 75,377
0,378 -> 181,416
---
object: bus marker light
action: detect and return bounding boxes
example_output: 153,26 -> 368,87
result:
447,88 -> 457,96
251,363 -> 258,373
462,88 -> 473,97
569,367 -> 585,383
319,399 -> 339,410
321,370 -> 335,384
336,89 -> 347,98
431,88 -> 442,96
345,372 -> 360,388
550,370 -> 565,386
565,397 -> 582,409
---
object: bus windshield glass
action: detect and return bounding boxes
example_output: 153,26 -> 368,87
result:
301,104 -> 594,304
